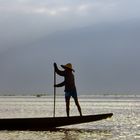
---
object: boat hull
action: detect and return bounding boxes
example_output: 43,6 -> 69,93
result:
0,113 -> 113,130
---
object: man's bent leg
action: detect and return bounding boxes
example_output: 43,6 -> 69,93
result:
74,98 -> 82,116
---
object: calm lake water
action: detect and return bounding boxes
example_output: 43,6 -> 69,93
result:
0,95 -> 139,140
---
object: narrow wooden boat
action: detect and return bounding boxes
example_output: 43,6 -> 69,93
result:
0,113 -> 113,130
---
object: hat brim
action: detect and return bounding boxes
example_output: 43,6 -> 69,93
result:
61,65 -> 75,72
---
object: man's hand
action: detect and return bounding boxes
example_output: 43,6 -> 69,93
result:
54,84 -> 58,87
54,62 -> 57,67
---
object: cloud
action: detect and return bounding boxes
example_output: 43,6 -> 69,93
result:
0,0 -> 140,53
32,6 -> 70,16
1,21 -> 140,94
1,0 -> 140,19
0,0 -> 140,94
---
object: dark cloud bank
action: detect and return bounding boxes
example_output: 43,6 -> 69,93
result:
0,20 -> 140,95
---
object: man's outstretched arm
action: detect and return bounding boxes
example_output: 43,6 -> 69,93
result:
54,63 -> 65,76
54,81 -> 65,87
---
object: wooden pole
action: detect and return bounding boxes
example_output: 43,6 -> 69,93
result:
53,68 -> 56,117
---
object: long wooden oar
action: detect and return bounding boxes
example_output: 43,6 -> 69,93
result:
53,67 -> 56,117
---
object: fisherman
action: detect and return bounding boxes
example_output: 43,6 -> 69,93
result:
54,63 -> 82,117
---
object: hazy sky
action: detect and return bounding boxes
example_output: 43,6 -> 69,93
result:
0,0 -> 140,95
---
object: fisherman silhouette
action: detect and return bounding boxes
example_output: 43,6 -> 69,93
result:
54,63 -> 82,117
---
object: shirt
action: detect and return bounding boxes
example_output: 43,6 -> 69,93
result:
54,65 -> 76,92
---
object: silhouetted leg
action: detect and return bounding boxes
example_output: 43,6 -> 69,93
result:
74,98 -> 82,116
65,97 -> 70,117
